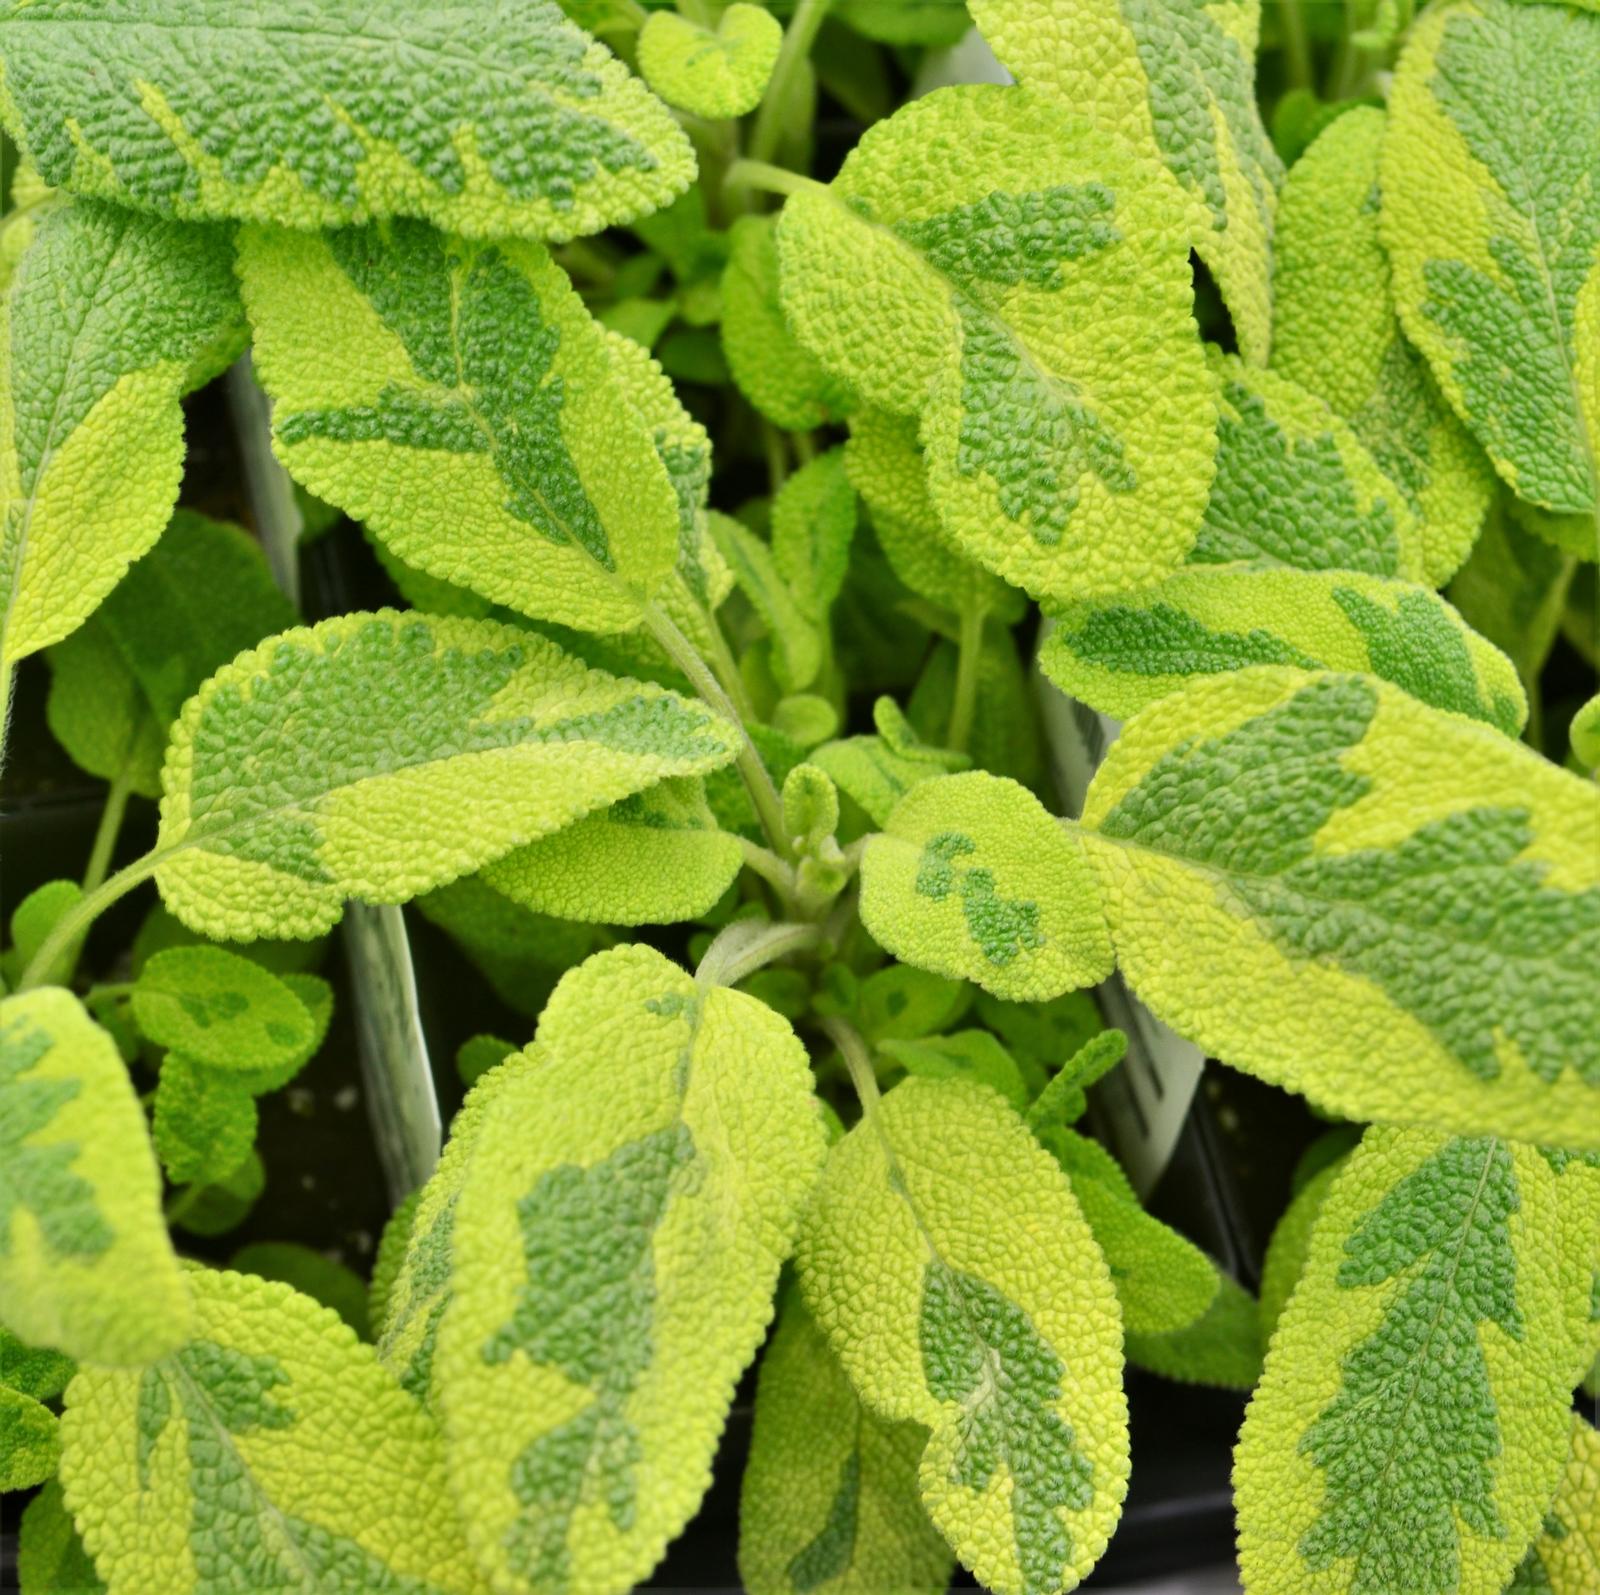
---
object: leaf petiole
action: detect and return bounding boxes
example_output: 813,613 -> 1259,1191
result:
18,850 -> 164,991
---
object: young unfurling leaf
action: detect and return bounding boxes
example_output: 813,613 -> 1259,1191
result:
1236,1128 -> 1586,1595
60,1268 -> 481,1595
0,200 -> 243,665
968,0 -> 1281,364
434,945 -> 826,1595
861,771 -> 1112,1001
154,611 -> 739,940
1040,566 -> 1524,733
739,1293 -> 953,1595
777,85 -> 1216,603
637,5 -> 782,120
1081,668 -> 1600,1148
797,1078 -> 1128,1595
1191,352 -> 1425,579
812,698 -> 969,829
722,214 -> 856,432
0,0 -> 693,242
238,223 -> 684,633
771,448 -> 857,628
0,989 -> 190,1366
45,511 -> 297,798
1272,108 -> 1494,585
708,510 -> 825,692
483,777 -> 741,925
1382,0 -> 1600,524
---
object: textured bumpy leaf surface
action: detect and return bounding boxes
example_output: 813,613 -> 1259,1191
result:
1192,352 -> 1424,579
46,511 -> 297,797
435,945 -> 826,1595
154,611 -> 738,940
1507,1416 -> 1600,1595
132,947 -> 315,1073
722,214 -> 855,432
739,1294 -> 953,1595
861,771 -> 1112,1002
60,1269 -> 480,1595
1236,1128 -> 1584,1595
1124,1269 -> 1262,1390
1081,667 -> 1600,1147
777,85 -> 1215,602
968,0 -> 1281,364
0,198 -> 242,663
484,777 -> 741,924
637,4 -> 781,120
0,1382 -> 60,1489
846,408 -> 1021,622
798,1078 -> 1128,1595
18,1479 -> 105,1593
1258,1158 -> 1342,1343
1041,565 -> 1524,732
0,0 -> 693,241
772,448 -> 857,627
1381,0 -> 1600,523
0,989 -> 190,1366
151,1055 -> 257,1187
378,1057 -> 522,1410
1272,108 -> 1494,585
238,222 -> 684,632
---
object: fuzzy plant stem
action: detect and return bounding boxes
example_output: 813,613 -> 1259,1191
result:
725,158 -> 828,202
19,850 -> 164,990
947,602 -> 985,755
82,764 -> 134,897
696,918 -> 822,988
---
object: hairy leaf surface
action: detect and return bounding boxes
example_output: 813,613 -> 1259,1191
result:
969,0 -> 1281,363
1381,0 -> 1600,524
1081,668 -> 1600,1146
739,1293 -> 953,1595
239,222 -> 684,632
1273,107 -> 1494,584
1236,1128 -> 1583,1595
861,771 -> 1112,1002
0,989 -> 190,1366
1192,352 -> 1424,579
637,4 -> 781,120
798,1078 -> 1128,1595
60,1269 -> 480,1595
1041,566 -> 1524,732
132,947 -> 315,1074
0,199 -> 242,663
777,85 -> 1215,602
435,945 -> 826,1595
155,611 -> 738,940
1507,1416 -> 1600,1595
0,0 -> 693,241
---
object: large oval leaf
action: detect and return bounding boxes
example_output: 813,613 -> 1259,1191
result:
739,1292 -> 953,1595
0,199 -> 242,664
435,944 -> 827,1595
968,0 -> 1281,364
776,84 -> 1216,603
1040,565 -> 1525,733
239,224 -> 683,633
1381,0 -> 1600,525
60,1268 -> 480,1595
0,989 -> 191,1366
0,0 -> 693,242
1081,667 -> 1600,1147
154,611 -> 739,940
797,1078 -> 1129,1595
1272,107 -> 1494,585
1236,1127 -> 1586,1595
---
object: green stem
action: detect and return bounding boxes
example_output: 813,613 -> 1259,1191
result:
644,604 -> 794,859
738,835 -> 798,902
747,0 -> 830,168
725,158 -> 829,203
699,601 -> 758,723
164,1184 -> 206,1228
0,652 -> 13,783
821,1014 -> 882,1120
947,602 -> 985,754
82,763 -> 134,896
791,431 -> 818,467
761,418 -> 791,496
87,980 -> 134,1003
1278,0 -> 1314,91
19,850 -> 163,990
677,0 -> 716,25
696,918 -> 821,988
